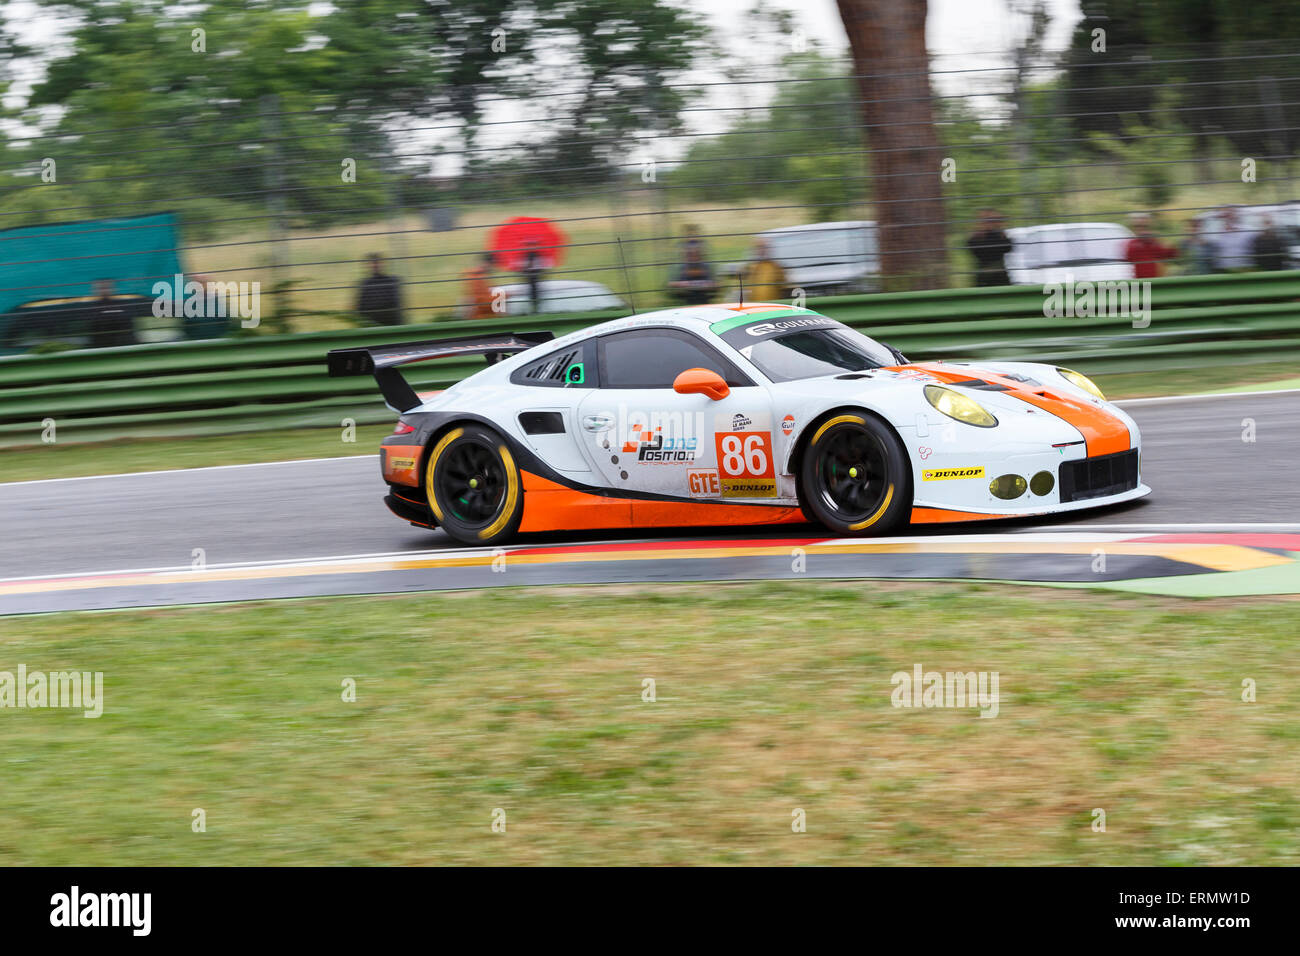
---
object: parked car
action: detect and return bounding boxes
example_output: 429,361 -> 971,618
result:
1004,222 -> 1135,285
727,221 -> 879,296
495,280 -> 626,316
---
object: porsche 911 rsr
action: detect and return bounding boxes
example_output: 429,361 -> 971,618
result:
326,303 -> 1149,545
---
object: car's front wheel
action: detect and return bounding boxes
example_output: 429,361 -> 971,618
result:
799,412 -> 911,535
425,424 -> 524,546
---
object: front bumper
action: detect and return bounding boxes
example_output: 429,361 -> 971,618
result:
911,442 -> 1147,520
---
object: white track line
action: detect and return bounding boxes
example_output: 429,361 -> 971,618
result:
0,454 -> 371,487
1115,387 -> 1300,405
1023,522 -> 1300,531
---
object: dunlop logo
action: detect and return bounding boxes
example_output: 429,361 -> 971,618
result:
922,466 -> 985,481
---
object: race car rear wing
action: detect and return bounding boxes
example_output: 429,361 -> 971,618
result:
326,330 -> 555,412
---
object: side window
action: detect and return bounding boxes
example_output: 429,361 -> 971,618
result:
598,329 -> 750,389
510,342 -> 591,388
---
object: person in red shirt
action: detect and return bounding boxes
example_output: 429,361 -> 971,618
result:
1124,213 -> 1178,279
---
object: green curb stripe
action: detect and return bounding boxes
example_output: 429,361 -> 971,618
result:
1038,552 -> 1300,597
708,307 -> 815,334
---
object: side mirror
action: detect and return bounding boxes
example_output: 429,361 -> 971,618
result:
673,367 -> 730,401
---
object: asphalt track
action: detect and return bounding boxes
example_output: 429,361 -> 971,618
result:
2,391 -> 1298,613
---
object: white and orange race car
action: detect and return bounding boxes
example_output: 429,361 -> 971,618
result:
327,303 -> 1149,545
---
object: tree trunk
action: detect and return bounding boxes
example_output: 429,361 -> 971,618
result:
836,0 -> 949,290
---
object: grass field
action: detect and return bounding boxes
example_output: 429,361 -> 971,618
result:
191,193 -> 798,331
1,581 -> 1297,865
1,358 -> 1295,484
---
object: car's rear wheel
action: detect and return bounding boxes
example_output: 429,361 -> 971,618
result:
799,412 -> 910,535
426,424 -> 524,546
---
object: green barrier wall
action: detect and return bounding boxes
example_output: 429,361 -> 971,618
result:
1,270 -> 1297,446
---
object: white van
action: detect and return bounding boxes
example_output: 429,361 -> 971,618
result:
756,221 -> 880,295
1004,222 -> 1135,285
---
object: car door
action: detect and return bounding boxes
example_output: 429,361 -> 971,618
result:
576,327 -> 780,504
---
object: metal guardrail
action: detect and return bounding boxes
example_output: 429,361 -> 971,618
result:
1,270 -> 1297,447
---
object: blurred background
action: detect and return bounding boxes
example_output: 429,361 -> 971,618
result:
1,0 -> 1298,443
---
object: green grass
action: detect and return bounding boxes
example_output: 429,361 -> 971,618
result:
1,581 -> 1298,865
0,422 -> 392,483
2,358 -> 1295,483
1090,359 -> 1300,399
195,193 -> 794,331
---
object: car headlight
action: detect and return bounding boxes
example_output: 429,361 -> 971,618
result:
1057,367 -> 1105,401
924,385 -> 997,428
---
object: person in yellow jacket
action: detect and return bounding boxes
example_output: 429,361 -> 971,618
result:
742,238 -> 788,302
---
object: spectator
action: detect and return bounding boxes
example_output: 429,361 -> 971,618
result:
1124,213 -> 1178,279
1251,217 -> 1289,271
680,223 -> 706,258
355,253 -> 404,325
742,237 -> 788,302
668,242 -> 717,305
966,209 -> 1012,287
1182,219 -> 1214,275
459,252 -> 497,319
87,279 -> 137,347
1209,206 -> 1256,272
519,239 -> 544,314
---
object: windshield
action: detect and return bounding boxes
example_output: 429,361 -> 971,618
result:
719,318 -> 896,382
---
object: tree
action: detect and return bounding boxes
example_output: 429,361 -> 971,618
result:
1062,0 -> 1300,159
673,53 -> 866,218
835,0 -> 948,289
6,0 -> 708,225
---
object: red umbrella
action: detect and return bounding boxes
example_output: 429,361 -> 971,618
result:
488,217 -> 568,273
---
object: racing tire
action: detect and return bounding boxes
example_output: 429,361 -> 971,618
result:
425,424 -> 524,546
798,411 -> 910,535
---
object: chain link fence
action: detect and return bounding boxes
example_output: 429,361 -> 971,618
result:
2,40 -> 1298,350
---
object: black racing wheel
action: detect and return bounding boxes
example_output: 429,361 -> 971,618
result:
799,411 -> 911,535
425,424 -> 524,545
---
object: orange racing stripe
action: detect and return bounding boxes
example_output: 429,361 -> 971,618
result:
897,363 -> 1130,457
910,506 -> 1019,524
519,471 -> 805,532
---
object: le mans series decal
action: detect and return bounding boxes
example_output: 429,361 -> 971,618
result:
713,412 -> 776,498
922,466 -> 986,481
